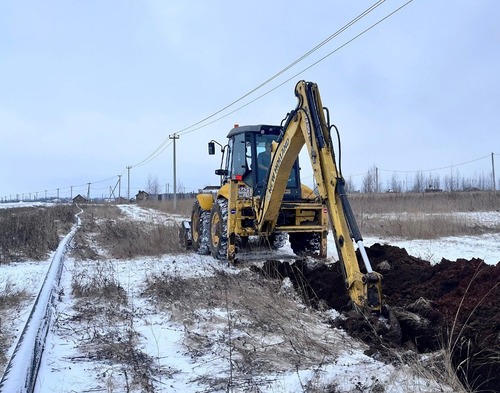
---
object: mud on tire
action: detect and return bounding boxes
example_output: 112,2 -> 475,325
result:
269,232 -> 287,249
289,232 -> 321,256
191,200 -> 210,255
209,199 -> 228,260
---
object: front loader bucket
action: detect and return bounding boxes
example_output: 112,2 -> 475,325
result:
179,220 -> 192,249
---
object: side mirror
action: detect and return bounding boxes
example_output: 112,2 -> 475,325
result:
215,169 -> 228,176
208,142 -> 215,155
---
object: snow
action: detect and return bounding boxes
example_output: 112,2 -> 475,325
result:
1,203 -> 499,392
0,211 -> 81,392
0,201 -> 56,210
364,233 -> 500,265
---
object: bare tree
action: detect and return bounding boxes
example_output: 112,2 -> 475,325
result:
344,176 -> 356,193
444,169 -> 461,191
411,171 -> 425,192
362,165 -> 377,193
390,173 -> 403,193
146,174 -> 161,195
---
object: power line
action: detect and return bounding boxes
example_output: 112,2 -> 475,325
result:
133,1 -> 406,155
379,154 -> 491,173
175,1 -> 388,135
178,0 -> 414,137
5,1 -> 416,199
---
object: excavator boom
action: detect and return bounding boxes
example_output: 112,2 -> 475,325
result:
257,81 -> 382,312
182,80 -> 384,315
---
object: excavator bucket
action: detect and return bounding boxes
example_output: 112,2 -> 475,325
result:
178,220 -> 192,249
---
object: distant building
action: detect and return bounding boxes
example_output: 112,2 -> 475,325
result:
73,194 -> 87,204
199,185 -> 220,194
136,190 -> 149,202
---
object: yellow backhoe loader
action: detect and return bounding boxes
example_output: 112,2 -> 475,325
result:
180,80 -> 386,316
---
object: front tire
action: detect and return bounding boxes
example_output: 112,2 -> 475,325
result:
269,232 -> 287,249
191,200 -> 210,255
210,199 -> 228,260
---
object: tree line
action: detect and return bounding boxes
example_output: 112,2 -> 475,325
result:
347,165 -> 498,193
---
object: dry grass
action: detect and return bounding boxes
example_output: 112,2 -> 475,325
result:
139,198 -> 195,217
144,268 -> 368,390
71,203 -> 188,260
68,259 -> 155,392
350,191 -> 500,214
350,191 -> 500,239
357,212 -> 500,239
0,204 -> 77,263
0,280 -> 29,367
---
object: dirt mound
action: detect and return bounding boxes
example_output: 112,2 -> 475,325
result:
253,244 -> 500,392
366,244 -> 500,392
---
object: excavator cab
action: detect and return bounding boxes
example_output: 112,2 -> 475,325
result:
216,124 -> 301,200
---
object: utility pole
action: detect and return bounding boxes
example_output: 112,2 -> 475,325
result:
118,175 -> 122,199
71,186 -> 73,200
169,134 -> 180,210
492,152 -> 496,191
127,166 -> 132,201
87,183 -> 91,201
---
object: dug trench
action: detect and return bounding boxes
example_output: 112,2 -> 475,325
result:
251,244 -> 500,392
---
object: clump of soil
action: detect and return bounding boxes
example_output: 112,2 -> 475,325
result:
253,244 -> 500,392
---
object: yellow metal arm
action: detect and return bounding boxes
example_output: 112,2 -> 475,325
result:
257,80 -> 382,312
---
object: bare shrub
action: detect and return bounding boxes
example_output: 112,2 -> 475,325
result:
0,205 -> 77,263
351,191 -> 500,239
100,220 -> 186,258
144,269 -> 346,383
68,260 -> 156,392
0,280 -> 28,309
0,280 -> 29,367
142,198 -> 195,217
72,204 -> 187,259
351,191 -> 500,215
73,205 -> 187,260
359,212 -> 498,239
71,260 -> 126,302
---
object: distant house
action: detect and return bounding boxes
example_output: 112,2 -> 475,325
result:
199,185 -> 220,194
424,186 -> 443,193
136,190 -> 149,202
73,194 -> 87,204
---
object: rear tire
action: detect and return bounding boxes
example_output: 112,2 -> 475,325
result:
191,200 -> 210,255
289,232 -> 321,256
210,199 -> 228,260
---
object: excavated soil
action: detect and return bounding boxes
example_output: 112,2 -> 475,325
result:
253,244 -> 500,392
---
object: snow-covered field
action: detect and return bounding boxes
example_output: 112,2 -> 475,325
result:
1,202 -> 498,392
361,211 -> 500,265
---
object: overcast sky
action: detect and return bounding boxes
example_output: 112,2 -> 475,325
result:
1,0 -> 499,200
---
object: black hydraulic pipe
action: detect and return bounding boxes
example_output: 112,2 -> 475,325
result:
336,180 -> 363,242
304,82 -> 326,149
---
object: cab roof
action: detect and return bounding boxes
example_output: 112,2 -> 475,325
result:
226,124 -> 282,139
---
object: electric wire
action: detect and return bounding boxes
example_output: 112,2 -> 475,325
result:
3,0 -> 419,199
129,0 -> 390,167
11,1 -> 497,200
379,154 -> 491,173
175,0 -> 388,136
179,0 -> 414,137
